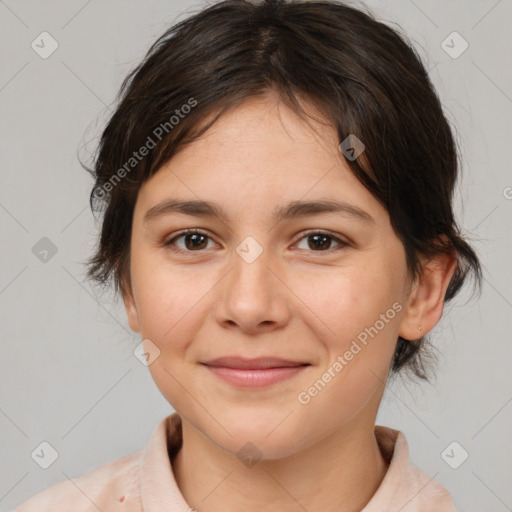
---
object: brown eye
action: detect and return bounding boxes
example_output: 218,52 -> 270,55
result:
165,229 -> 215,252
295,231 -> 349,252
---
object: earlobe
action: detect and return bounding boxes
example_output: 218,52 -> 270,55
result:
398,249 -> 457,341
122,287 -> 141,333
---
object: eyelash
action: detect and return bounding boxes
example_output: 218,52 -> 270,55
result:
163,228 -> 350,254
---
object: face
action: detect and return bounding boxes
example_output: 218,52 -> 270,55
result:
123,94 -> 417,459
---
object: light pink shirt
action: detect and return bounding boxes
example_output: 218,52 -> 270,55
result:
13,412 -> 456,511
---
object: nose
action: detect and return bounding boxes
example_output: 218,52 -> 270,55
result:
214,242 -> 291,334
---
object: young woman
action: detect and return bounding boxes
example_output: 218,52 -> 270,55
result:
14,0 -> 481,510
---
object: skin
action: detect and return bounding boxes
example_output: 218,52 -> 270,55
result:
123,93 -> 457,512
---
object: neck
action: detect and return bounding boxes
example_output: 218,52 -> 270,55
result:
171,415 -> 388,512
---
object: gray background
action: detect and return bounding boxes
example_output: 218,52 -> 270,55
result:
1,0 -> 511,510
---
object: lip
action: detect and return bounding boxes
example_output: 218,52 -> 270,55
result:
201,357 -> 310,388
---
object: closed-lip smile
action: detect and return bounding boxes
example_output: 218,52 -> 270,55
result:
200,357 -> 310,387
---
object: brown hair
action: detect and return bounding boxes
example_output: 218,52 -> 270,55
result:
82,0 -> 482,382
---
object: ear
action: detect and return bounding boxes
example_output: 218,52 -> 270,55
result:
398,245 -> 457,341
122,281 -> 141,333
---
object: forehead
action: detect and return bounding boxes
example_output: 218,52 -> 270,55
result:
189,95 -> 339,158
134,96 -> 384,225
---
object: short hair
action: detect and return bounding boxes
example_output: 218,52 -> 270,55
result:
82,0 -> 482,382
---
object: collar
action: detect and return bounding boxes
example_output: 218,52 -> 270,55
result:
140,412 -> 452,512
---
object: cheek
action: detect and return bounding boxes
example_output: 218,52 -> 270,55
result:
291,259 -> 402,344
294,259 -> 402,393
130,253 -> 212,410
129,250 -> 214,347
292,266 -> 401,429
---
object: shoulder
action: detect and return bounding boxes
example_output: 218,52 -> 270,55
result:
12,450 -> 143,512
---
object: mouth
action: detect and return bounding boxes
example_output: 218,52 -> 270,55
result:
200,357 -> 311,388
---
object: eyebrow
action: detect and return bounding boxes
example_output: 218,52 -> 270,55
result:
143,198 -> 375,226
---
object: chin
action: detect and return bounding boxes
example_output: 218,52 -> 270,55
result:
203,411 -> 309,461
